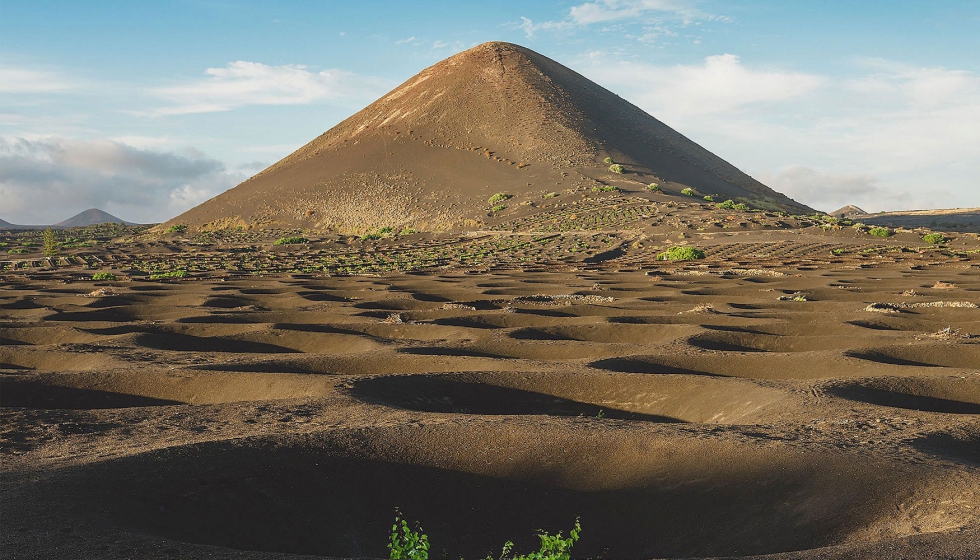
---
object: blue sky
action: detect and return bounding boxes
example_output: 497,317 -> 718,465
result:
2,0 -> 978,223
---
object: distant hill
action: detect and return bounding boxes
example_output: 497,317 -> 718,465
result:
164,41 -> 812,234
830,205 -> 867,219
0,209 -> 133,229
55,209 -> 130,227
853,208 -> 980,233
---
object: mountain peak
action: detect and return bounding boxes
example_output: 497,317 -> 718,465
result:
167,42 -> 811,234
55,208 -> 129,227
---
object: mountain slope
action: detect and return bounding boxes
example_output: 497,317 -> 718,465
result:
167,42 -> 812,234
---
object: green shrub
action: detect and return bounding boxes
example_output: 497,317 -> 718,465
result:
703,195 -> 714,202
488,193 -> 512,204
149,270 -> 187,279
8,247 -> 29,254
43,227 -> 59,257
507,519 -> 581,560
657,246 -> 706,261
92,272 -> 117,281
716,199 -> 735,209
603,157 -> 614,164
164,224 -> 187,234
869,227 -> 892,237
399,227 -> 418,235
608,164 -> 625,174
648,183 -> 660,191
389,516 -> 429,560
274,236 -> 307,245
489,204 -> 507,213
680,188 -> 696,196
388,515 -> 580,560
923,233 -> 947,244
592,185 -> 617,192
543,192 -> 558,199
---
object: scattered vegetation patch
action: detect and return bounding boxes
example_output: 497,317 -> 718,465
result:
592,185 -> 618,193
923,233 -> 947,244
488,193 -> 512,204
680,188 -> 696,197
657,246 -> 706,261
91,272 -> 117,281
362,227 -> 394,240
8,247 -> 30,254
603,157 -> 614,164
608,164 -> 625,174
869,227 -> 892,237
716,199 -> 750,211
274,236 -> 308,245
149,270 -> 188,279
543,192 -> 558,199
165,224 -> 188,234
866,301 -> 977,313
703,195 -> 715,202
647,183 -> 660,191
489,205 -> 507,214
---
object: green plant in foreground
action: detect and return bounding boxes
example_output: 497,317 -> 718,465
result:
488,193 -> 512,204
868,227 -> 892,237
389,516 -> 430,560
490,204 -> 507,213
647,183 -> 660,191
608,163 -> 624,174
603,157 -> 614,164
702,195 -> 714,202
680,188 -> 696,197
92,272 -> 117,281
389,515 -> 581,560
274,236 -> 307,245
8,247 -> 30,254
164,224 -> 187,234
923,233 -> 947,244
657,246 -> 706,261
592,185 -> 617,193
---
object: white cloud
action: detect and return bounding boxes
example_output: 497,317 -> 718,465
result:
0,137 -> 245,224
145,61 -> 390,116
569,0 -> 704,25
578,53 -> 825,119
518,0 -> 720,39
572,52 -> 979,211
756,165 -> 929,213
0,66 -> 75,93
396,36 -> 417,45
518,17 -> 572,39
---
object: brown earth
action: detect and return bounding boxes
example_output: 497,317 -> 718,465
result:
2,214 -> 979,559
160,42 -> 811,236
